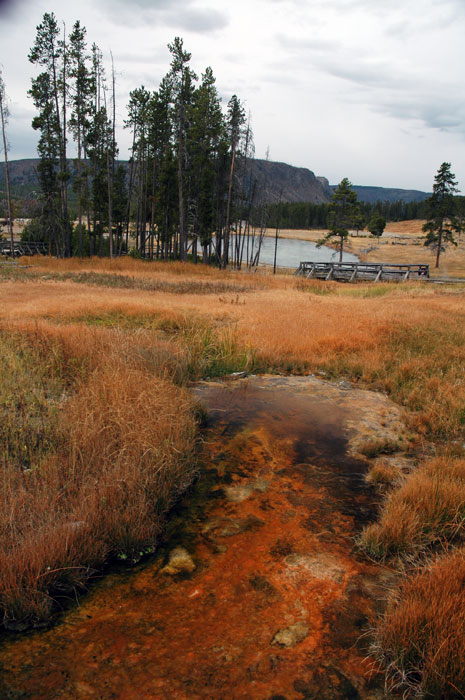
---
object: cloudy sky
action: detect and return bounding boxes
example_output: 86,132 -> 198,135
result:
1,0 -> 464,191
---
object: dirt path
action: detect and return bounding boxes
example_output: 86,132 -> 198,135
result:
0,376 -> 406,700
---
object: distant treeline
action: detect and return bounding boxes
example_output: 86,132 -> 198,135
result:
264,198 -> 434,230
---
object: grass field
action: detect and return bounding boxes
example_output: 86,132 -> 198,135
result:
1,253 -> 465,697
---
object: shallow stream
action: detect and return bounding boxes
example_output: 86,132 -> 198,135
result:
0,375 -> 402,699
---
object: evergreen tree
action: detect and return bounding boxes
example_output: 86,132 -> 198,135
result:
69,20 -> 93,257
147,79 -> 173,258
368,213 -> 386,237
189,67 -> 225,263
168,37 -> 197,261
322,178 -> 361,261
28,69 -> 62,254
422,162 -> 460,268
29,12 -> 71,256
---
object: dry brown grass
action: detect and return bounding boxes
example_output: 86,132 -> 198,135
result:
3,257 -> 465,694
361,458 -> 465,558
366,461 -> 404,486
0,323 -> 204,627
376,549 -> 465,698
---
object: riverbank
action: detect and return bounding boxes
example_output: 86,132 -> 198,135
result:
264,220 -> 465,278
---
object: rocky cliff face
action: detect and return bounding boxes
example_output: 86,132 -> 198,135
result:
250,159 -> 332,204
0,158 -> 429,206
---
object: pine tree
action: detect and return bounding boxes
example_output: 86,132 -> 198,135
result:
69,20 -> 93,257
368,213 -> 386,237
126,85 -> 151,254
147,79 -> 172,258
189,67 -> 224,263
322,178 -> 361,262
168,37 -> 197,261
423,162 -> 460,268
29,12 -> 71,256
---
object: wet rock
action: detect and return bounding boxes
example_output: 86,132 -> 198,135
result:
160,547 -> 196,575
270,538 -> 294,560
271,621 -> 309,647
253,477 -> 269,493
224,485 -> 254,503
224,477 -> 269,503
285,553 -> 345,583
202,515 -> 265,537
294,668 -> 361,699
337,381 -> 354,391
249,575 -> 278,599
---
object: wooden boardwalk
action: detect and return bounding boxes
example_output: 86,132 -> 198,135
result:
0,241 -> 48,257
294,261 -> 430,282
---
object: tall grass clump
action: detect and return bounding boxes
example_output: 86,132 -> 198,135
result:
374,549 -> 465,699
360,457 -> 465,559
0,323 -> 199,628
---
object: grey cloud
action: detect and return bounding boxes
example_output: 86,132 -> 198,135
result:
115,48 -> 167,66
110,0 -> 189,8
97,0 -> 228,33
276,26 -> 465,137
322,58 -> 465,133
275,33 -> 339,54
165,7 -> 228,32
6,118 -> 39,160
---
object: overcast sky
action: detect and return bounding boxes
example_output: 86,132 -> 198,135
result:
1,0 -> 464,191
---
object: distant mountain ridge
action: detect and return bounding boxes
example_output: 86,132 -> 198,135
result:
336,184 -> 430,204
0,158 -> 430,206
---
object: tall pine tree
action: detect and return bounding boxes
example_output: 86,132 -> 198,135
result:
423,162 -> 460,268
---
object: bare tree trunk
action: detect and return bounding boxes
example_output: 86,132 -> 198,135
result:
61,23 -> 70,256
436,223 -> 443,268
177,126 -> 186,261
223,148 -> 236,268
0,86 -> 14,256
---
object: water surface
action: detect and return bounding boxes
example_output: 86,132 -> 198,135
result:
249,236 -> 359,268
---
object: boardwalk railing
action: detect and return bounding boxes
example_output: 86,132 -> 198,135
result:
0,241 -> 48,257
294,261 -> 430,282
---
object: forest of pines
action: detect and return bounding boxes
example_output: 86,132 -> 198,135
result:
25,12 -> 264,267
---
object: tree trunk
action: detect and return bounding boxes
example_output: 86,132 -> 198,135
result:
436,221 -> 443,268
223,147 -> 236,268
0,91 -> 14,257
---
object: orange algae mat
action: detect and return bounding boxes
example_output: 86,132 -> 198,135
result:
0,376 -> 392,700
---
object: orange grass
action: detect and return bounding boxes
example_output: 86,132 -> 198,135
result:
0,324 -> 199,627
3,260 -> 465,694
375,548 -> 465,698
360,457 -> 465,558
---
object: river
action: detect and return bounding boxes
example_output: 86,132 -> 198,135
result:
248,236 -> 359,268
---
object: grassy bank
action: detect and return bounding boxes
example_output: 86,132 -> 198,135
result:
0,315 -> 252,629
2,258 -> 465,696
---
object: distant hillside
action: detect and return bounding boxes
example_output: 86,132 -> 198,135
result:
335,184 -> 430,204
250,159 -> 332,204
0,158 -> 429,207
0,159 -> 42,198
